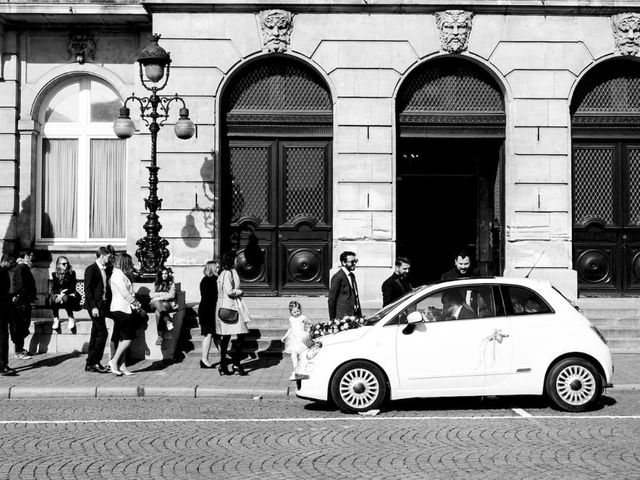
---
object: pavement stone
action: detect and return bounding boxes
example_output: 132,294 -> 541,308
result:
0,350 -> 637,399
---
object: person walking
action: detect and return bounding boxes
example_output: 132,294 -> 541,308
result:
84,247 -> 112,373
199,260 -> 219,369
0,253 -> 17,376
48,256 -> 80,334
328,251 -> 362,321
10,250 -> 37,360
381,257 -> 412,307
149,267 -> 177,346
107,253 -> 141,376
215,252 -> 250,376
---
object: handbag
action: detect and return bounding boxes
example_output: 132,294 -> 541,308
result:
218,271 -> 239,324
218,307 -> 239,324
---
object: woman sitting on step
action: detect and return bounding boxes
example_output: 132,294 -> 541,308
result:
149,267 -> 177,346
48,256 -> 80,334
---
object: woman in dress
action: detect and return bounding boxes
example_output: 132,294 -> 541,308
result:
49,256 -> 80,334
215,252 -> 250,376
199,260 -> 219,368
107,253 -> 141,376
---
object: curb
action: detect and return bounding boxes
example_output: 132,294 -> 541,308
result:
0,385 -> 293,400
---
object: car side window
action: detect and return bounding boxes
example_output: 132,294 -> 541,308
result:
502,285 -> 553,316
409,285 -> 497,322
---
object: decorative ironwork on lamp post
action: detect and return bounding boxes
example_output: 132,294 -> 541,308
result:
113,34 -> 195,279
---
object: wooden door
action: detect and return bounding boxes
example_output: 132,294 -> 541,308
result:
224,139 -> 331,295
573,142 -> 640,294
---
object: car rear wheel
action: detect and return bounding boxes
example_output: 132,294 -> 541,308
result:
545,357 -> 602,412
331,361 -> 387,414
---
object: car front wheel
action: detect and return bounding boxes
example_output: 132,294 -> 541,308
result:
330,361 -> 387,414
545,357 -> 602,412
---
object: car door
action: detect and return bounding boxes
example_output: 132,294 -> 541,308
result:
394,284 -> 511,394
500,284 -> 557,383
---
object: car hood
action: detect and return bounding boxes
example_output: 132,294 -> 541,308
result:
317,326 -> 371,346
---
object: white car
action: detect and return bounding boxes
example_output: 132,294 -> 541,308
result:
297,277 -> 614,413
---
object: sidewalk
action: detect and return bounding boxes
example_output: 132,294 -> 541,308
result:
1,352 -> 638,399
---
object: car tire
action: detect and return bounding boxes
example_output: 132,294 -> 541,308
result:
545,357 -> 602,412
330,361 -> 387,414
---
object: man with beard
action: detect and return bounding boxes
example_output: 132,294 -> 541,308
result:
441,250 -> 478,280
328,251 -> 362,321
381,257 -> 412,307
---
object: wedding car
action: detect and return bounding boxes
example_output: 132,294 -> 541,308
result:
296,277 -> 613,413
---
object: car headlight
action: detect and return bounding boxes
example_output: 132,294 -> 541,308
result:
304,361 -> 315,374
306,342 -> 322,360
591,326 -> 608,345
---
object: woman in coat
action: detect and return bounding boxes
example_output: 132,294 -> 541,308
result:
215,252 -> 250,376
107,253 -> 141,376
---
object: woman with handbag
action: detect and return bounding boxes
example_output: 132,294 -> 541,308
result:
48,256 -> 80,334
215,252 -> 250,376
107,253 -> 141,376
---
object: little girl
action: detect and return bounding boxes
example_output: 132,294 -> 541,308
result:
282,301 -> 311,381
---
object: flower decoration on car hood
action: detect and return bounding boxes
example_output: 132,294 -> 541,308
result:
309,316 -> 366,339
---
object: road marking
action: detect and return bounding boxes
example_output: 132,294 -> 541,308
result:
1,415 -> 640,425
512,408 -> 532,417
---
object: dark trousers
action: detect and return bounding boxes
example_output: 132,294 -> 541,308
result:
50,294 -> 77,318
9,305 -> 31,352
86,308 -> 108,365
0,310 -> 9,369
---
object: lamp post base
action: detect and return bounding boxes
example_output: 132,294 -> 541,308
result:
135,234 -> 170,280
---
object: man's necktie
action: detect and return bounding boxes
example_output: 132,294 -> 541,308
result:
349,272 -> 361,315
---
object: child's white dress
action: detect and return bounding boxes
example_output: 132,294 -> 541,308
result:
283,314 -> 308,355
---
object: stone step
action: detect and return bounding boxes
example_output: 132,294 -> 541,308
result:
605,338 -> 640,353
597,327 -> 640,338
590,317 -> 640,328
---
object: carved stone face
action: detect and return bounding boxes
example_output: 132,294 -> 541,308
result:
259,10 -> 294,53
612,13 -> 640,56
435,10 -> 474,53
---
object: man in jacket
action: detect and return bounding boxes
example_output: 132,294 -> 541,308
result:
381,257 -> 412,307
328,251 -> 362,320
84,247 -> 112,373
0,253 -> 17,375
10,250 -> 37,360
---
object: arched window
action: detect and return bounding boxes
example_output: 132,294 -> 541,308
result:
37,77 -> 126,243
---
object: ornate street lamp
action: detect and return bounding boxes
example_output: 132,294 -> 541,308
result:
114,34 -> 195,279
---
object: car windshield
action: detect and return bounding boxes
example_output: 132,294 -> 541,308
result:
362,285 -> 429,325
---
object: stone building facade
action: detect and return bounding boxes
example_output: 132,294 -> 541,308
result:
2,1 -> 640,305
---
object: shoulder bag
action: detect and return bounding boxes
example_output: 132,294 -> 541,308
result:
218,271 -> 239,324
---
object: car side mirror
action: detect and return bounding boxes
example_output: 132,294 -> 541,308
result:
407,311 -> 423,324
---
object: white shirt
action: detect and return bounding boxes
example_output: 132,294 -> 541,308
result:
341,266 -> 355,289
96,260 -> 107,301
109,268 -> 136,314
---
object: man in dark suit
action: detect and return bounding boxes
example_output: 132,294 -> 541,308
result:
441,290 -> 476,321
381,257 -> 412,307
328,251 -> 362,320
10,250 -> 37,360
84,246 -> 112,373
441,250 -> 478,280
0,253 -> 17,376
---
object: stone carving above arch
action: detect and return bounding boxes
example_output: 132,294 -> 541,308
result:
435,10 -> 474,54
612,13 -> 640,56
67,33 -> 96,64
258,9 -> 294,53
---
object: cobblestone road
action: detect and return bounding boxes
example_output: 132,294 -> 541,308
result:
1,393 -> 639,479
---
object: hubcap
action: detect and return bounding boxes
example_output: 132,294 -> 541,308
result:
556,364 -> 596,406
339,368 -> 379,409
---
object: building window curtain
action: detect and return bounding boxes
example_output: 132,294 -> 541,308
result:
90,139 -> 126,238
41,139 -> 78,238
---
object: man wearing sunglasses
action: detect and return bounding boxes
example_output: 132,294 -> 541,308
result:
328,251 -> 362,321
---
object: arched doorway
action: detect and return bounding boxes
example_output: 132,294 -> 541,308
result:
220,58 -> 333,295
571,59 -> 640,295
396,58 -> 505,285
